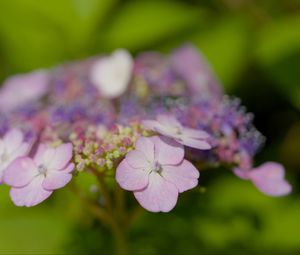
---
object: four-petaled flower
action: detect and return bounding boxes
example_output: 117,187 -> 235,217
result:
116,136 -> 199,212
234,162 -> 292,196
4,143 -> 74,207
0,129 -> 30,182
90,49 -> 133,98
143,114 -> 211,150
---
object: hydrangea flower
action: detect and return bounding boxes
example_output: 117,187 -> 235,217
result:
4,143 -> 74,206
0,129 -> 31,182
90,49 -> 133,98
143,114 -> 211,150
0,44 -> 292,211
0,70 -> 49,112
234,162 -> 292,196
116,136 -> 199,212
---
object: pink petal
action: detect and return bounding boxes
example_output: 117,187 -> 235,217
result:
183,127 -> 210,139
42,163 -> 74,190
4,129 -> 24,154
142,120 -> 159,130
157,114 -> 181,127
116,159 -> 150,191
233,168 -> 250,180
249,162 -> 292,196
0,140 -> 4,155
3,157 -> 37,188
151,136 -> 184,165
51,143 -> 73,170
134,172 -> 178,212
178,136 -> 211,150
42,143 -> 73,170
126,150 -> 150,169
33,144 -> 48,165
135,137 -> 155,162
162,160 -> 199,192
10,175 -> 52,207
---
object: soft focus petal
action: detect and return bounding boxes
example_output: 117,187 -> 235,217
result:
135,136 -> 155,162
126,150 -> 151,169
171,44 -> 222,98
36,143 -> 73,170
42,163 -> 74,190
233,168 -> 250,180
10,175 -> 52,207
33,144 -> 48,165
134,172 -> 178,212
90,49 -> 133,98
47,143 -> 73,170
151,136 -> 184,165
249,162 -> 292,196
157,114 -> 181,128
183,127 -> 210,139
162,160 -> 199,192
178,136 -> 211,150
4,129 -> 24,154
116,159 -> 150,191
0,70 -> 49,112
142,120 -> 160,130
3,157 -> 37,187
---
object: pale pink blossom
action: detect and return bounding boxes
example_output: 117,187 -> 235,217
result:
90,49 -> 133,98
234,162 -> 292,196
171,44 -> 223,98
0,70 -> 49,111
4,143 -> 74,207
116,136 -> 199,212
142,114 -> 211,150
0,129 -> 30,182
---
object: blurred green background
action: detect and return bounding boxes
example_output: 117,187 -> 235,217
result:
0,0 -> 300,254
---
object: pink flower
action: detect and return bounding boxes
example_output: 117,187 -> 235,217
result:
171,44 -> 223,99
0,70 -> 49,112
0,129 -> 30,182
234,162 -> 292,196
142,114 -> 211,150
116,136 -> 199,212
4,143 -> 74,207
90,49 -> 133,98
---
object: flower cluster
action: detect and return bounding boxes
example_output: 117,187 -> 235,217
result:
0,44 -> 291,211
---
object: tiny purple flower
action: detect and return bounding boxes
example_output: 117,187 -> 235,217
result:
116,136 -> 199,212
4,143 -> 74,207
143,114 -> 212,150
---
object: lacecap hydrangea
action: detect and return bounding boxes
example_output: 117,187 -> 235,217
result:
0,44 -> 291,212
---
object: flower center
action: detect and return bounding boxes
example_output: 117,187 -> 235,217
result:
38,164 -> 48,176
152,162 -> 163,174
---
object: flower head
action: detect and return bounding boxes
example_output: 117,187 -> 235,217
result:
234,162 -> 292,196
116,136 -> 199,212
0,129 -> 30,182
90,49 -> 133,98
4,143 -> 74,206
143,114 -> 211,150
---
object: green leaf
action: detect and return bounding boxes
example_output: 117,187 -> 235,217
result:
0,0 -> 117,73
255,15 -> 300,109
97,0 -> 202,52
187,17 -> 250,91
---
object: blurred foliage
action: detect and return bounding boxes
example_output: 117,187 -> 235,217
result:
0,0 -> 300,254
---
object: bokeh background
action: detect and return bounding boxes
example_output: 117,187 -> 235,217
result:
0,0 -> 300,254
